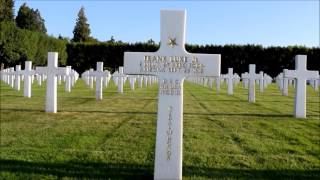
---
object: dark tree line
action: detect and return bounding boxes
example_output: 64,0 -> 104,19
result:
66,42 -> 319,77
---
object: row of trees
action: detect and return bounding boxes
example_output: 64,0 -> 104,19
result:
0,0 -> 89,66
0,21 -> 67,66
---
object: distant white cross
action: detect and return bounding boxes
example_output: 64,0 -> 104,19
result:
14,65 -> 22,91
90,62 -> 108,100
65,66 -> 72,92
20,61 -> 35,97
242,64 -> 260,102
113,67 -> 126,93
259,71 -> 264,92
223,68 -> 234,95
8,67 -> 14,88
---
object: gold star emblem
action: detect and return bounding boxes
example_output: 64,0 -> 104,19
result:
168,37 -> 177,47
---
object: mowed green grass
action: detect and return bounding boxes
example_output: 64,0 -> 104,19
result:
0,79 -> 319,180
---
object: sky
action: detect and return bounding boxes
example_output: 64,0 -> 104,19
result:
14,0 -> 319,47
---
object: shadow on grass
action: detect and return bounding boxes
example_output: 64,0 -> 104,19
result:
0,108 -> 43,113
1,159 -> 319,179
184,112 -> 296,118
3,108 -> 319,118
0,159 -> 153,179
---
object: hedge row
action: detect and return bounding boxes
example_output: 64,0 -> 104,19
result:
67,43 -> 319,77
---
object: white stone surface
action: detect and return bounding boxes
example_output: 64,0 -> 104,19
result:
284,55 -> 319,118
124,10 -> 221,180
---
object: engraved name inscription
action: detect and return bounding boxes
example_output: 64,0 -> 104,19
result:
166,106 -> 173,161
159,79 -> 181,96
140,56 -> 205,74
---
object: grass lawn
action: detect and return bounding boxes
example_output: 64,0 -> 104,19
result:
0,79 -> 319,179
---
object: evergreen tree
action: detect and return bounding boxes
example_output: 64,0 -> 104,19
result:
147,38 -> 155,45
15,3 -> 47,33
72,6 -> 91,42
0,0 -> 15,22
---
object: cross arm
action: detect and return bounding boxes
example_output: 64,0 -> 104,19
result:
284,69 -> 297,78
306,70 -> 319,80
124,52 -> 221,77
35,67 -> 47,75
57,67 -> 69,76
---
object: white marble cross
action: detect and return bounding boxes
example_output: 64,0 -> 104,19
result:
113,67 -> 126,93
241,72 -> 249,89
103,70 -> 111,88
65,66 -> 72,92
284,55 -> 319,118
20,61 -> 35,97
224,68 -> 234,95
14,65 -> 22,91
8,67 -> 14,88
36,52 -> 69,113
36,74 -> 42,86
259,71 -> 264,92
124,10 -> 220,179
137,75 -> 143,88
129,75 -> 136,90
215,76 -> 221,94
90,62 -> 107,100
282,69 -> 289,96
89,68 -> 94,89
242,64 -> 260,102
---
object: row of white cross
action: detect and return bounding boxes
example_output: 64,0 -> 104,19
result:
1,54 -> 319,119
1,53 -> 80,113
1,62 -> 79,95
80,63 -> 158,100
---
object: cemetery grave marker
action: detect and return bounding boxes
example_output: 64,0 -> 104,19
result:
124,10 -> 221,179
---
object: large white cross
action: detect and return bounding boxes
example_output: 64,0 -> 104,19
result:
284,55 -> 319,118
242,64 -> 260,103
36,52 -> 69,113
124,10 -> 220,180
